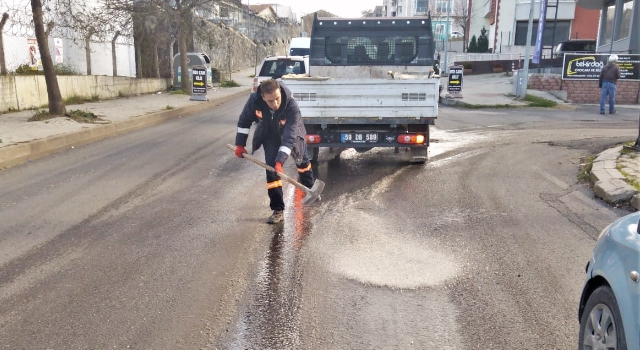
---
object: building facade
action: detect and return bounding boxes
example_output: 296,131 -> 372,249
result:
382,0 -> 466,40
577,0 -> 638,54
467,0 -> 600,56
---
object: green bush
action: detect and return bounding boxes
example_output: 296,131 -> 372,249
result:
220,80 -> 240,88
12,63 -> 79,75
14,64 -> 39,75
468,35 -> 478,53
477,26 -> 489,53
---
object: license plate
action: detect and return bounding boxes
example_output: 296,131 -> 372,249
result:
341,133 -> 379,143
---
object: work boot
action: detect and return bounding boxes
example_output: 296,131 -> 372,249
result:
267,210 -> 284,224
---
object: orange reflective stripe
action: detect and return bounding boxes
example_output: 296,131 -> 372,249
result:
297,163 -> 312,173
266,180 -> 283,189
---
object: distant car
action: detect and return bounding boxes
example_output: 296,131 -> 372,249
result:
252,55 -> 309,92
554,39 -> 596,56
450,31 -> 464,39
578,211 -> 640,350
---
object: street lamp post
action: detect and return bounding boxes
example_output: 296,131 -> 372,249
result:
443,0 -> 451,75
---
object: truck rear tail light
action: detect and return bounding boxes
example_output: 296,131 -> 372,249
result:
306,135 -> 321,144
398,134 -> 425,144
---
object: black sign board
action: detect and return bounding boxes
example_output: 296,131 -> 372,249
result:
448,66 -> 463,93
192,66 -> 207,95
562,53 -> 640,81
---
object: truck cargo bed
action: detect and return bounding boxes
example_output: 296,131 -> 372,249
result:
282,77 -> 439,120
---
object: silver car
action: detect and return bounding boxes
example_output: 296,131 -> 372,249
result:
578,211 -> 640,350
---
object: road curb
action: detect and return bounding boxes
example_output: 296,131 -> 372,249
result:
590,145 -> 640,210
0,89 -> 250,170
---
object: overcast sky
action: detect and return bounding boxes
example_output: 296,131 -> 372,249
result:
245,0 -> 383,18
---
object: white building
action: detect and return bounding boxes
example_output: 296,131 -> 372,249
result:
382,0 -> 466,39
1,0 -> 136,77
468,0 -> 599,56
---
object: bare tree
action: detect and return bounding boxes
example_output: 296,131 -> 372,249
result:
111,31 -> 120,76
0,12 -> 8,75
84,26 -> 95,74
453,0 -> 470,52
31,0 -> 65,114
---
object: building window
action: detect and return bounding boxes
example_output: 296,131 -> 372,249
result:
615,0 -> 633,41
600,2 -> 616,44
434,23 -> 445,35
398,5 -> 403,15
435,0 -> 450,14
415,0 -> 428,14
514,20 -> 571,46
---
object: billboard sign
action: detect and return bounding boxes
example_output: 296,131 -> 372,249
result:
562,54 -> 640,81
448,65 -> 463,93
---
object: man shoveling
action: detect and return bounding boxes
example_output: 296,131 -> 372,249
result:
233,79 -> 320,224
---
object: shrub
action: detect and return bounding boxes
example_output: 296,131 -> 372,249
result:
468,35 -> 478,53
477,26 -> 490,53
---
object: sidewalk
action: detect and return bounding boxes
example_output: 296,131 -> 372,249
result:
0,66 -> 257,169
1,69 -> 640,210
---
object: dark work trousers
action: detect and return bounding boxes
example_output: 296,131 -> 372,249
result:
263,137 -> 315,211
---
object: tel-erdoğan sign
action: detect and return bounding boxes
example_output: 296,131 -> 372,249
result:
562,53 -> 640,80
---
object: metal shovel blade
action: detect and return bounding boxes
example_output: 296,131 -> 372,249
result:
301,179 -> 325,205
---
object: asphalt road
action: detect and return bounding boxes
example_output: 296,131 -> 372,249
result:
0,96 -> 637,349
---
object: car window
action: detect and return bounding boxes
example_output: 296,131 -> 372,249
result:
259,60 -> 305,77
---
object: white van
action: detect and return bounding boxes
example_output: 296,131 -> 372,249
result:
289,37 -> 310,56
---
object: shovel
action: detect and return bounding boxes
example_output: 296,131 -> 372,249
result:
226,144 -> 325,205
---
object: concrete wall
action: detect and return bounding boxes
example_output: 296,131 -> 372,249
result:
0,75 -> 170,113
529,74 -> 640,104
192,20 -> 289,81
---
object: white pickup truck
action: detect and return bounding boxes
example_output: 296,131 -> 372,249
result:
283,14 -> 439,163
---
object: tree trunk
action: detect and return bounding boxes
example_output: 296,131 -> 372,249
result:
169,39 -> 175,83
0,13 -> 8,75
112,31 -> 120,76
85,27 -> 94,75
30,0 -> 65,115
178,30 -> 190,92
153,41 -> 160,78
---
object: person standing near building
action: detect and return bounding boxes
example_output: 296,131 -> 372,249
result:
234,79 -> 316,224
599,54 -> 621,115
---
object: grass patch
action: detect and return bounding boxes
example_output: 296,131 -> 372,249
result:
169,89 -> 188,95
523,94 -> 557,107
66,109 -> 104,123
220,80 -> 240,88
28,110 -> 58,122
458,103 -> 515,109
249,74 -> 255,78
28,109 -> 105,123
456,94 -> 557,109
63,94 -> 100,105
165,105 -> 174,110
616,165 -> 640,192
578,155 -> 596,182
620,142 -> 638,158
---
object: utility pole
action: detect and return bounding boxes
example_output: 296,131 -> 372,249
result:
517,0 -> 535,98
443,0 -> 451,75
246,0 -> 256,75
